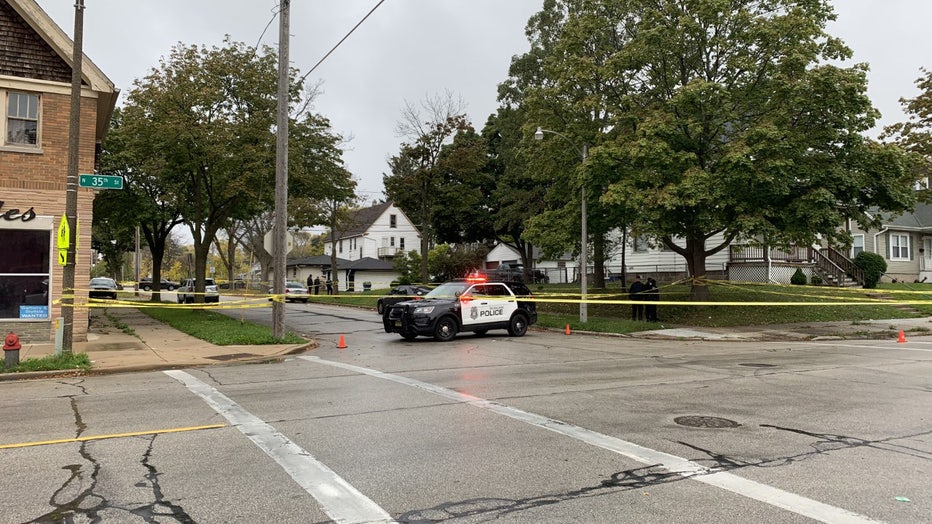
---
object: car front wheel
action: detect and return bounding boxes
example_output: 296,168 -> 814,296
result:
507,313 -> 529,337
377,301 -> 385,315
433,316 -> 458,342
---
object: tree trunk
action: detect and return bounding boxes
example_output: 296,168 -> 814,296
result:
593,234 -> 606,289
685,235 -> 710,301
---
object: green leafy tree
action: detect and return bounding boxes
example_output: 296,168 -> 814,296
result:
480,108 -> 549,282
121,39 -> 298,302
385,93 -> 472,283
428,244 -> 490,282
504,0 -> 626,288
883,68 -> 932,197
522,0 -> 916,299
97,108 -> 184,299
393,250 -> 421,285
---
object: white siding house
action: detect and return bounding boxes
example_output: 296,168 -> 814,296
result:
324,201 -> 421,262
320,201 -> 422,290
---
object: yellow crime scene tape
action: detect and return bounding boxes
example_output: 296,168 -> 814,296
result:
48,279 -> 932,308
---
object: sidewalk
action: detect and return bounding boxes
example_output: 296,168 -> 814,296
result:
1,307 -> 313,381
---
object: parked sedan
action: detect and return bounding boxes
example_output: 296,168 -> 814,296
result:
88,277 -> 119,300
138,278 -> 180,291
377,285 -> 431,314
269,281 -> 310,303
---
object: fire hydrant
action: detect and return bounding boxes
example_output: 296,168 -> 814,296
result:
4,332 -> 21,368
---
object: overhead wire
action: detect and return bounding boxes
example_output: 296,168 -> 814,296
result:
300,0 -> 389,82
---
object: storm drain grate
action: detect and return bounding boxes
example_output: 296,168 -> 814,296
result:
674,416 -> 740,429
206,353 -> 258,361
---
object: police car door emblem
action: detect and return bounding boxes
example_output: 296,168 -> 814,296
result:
470,307 -> 478,320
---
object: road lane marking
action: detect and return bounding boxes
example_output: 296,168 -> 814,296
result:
164,370 -> 395,524
0,424 -> 225,449
300,355 -> 881,524
775,341 -> 932,352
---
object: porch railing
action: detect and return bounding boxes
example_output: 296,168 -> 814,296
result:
728,244 -> 863,286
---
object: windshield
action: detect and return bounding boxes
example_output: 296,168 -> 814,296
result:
423,281 -> 471,300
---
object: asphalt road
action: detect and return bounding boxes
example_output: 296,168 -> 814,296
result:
1,301 -> 930,523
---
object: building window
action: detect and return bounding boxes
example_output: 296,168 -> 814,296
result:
339,240 -> 343,253
390,214 -> 397,228
851,235 -> 864,258
632,235 -> 649,252
399,237 -> 405,250
890,233 -> 910,260
390,236 -> 395,247
5,92 -> 40,146
0,229 -> 51,319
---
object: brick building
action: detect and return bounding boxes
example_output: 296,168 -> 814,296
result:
0,0 -> 118,342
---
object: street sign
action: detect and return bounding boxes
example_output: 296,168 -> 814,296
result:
79,174 -> 123,190
263,230 -> 294,255
58,249 -> 67,266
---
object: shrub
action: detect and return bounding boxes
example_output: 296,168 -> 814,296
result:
854,251 -> 887,289
810,274 -> 823,286
790,268 -> 807,285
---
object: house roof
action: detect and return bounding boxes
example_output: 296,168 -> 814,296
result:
881,204 -> 932,231
337,257 -> 394,271
341,201 -> 393,238
286,255 -> 351,268
4,0 -> 119,141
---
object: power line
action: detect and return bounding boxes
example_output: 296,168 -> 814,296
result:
300,0 -> 389,82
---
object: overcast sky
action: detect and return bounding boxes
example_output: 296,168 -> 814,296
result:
37,1 -> 930,202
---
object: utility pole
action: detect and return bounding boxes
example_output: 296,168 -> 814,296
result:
272,0 -> 290,339
61,0 -> 85,353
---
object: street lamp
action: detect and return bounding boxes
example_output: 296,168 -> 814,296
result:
534,127 -> 588,323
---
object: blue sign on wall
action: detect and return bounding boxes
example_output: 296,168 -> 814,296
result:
19,305 -> 49,319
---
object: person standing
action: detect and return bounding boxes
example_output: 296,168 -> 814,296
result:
628,275 -> 645,321
306,273 -> 314,291
644,277 -> 659,322
313,276 -> 321,295
326,277 -> 333,295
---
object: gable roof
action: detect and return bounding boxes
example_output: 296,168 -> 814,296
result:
338,257 -> 394,271
286,255 -> 351,268
341,201 -> 393,238
880,203 -> 932,231
3,0 -> 119,140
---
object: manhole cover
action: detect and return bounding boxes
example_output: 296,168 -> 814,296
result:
674,416 -> 740,428
739,363 -> 777,368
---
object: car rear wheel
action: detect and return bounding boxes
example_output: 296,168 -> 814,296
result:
433,316 -> 458,342
377,301 -> 385,315
507,313 -> 529,337
142,285 -> 152,291
401,330 -> 418,341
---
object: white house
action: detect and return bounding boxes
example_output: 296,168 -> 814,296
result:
324,201 -> 421,262
321,201 -> 421,290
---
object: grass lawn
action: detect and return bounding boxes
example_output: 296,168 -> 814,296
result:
305,280 -> 932,334
142,307 -> 306,345
0,352 -> 91,374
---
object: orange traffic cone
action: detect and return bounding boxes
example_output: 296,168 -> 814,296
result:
565,324 -> 571,335
897,330 -> 906,343
337,335 -> 347,349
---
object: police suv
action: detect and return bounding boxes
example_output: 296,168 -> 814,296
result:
383,277 -> 537,341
